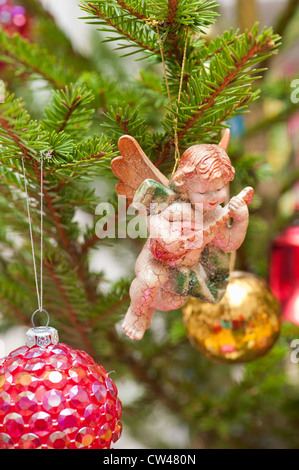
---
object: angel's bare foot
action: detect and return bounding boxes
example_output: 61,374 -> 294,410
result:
122,307 -> 153,341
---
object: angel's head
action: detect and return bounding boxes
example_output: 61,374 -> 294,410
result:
169,130 -> 235,211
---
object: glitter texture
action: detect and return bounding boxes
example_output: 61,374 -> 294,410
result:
0,342 -> 122,448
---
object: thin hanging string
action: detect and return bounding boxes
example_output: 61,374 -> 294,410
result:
229,250 -> 236,272
156,26 -> 236,271
21,154 -> 44,312
174,33 -> 188,172
156,26 -> 188,174
224,189 -> 237,273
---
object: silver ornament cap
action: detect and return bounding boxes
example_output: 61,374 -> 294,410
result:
26,326 -> 59,348
26,309 -> 59,348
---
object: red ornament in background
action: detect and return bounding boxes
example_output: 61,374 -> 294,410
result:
283,287 -> 299,325
0,326 -> 123,449
0,0 -> 29,36
0,0 -> 31,75
270,207 -> 299,325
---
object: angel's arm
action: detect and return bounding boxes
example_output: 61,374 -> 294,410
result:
213,197 -> 249,252
149,203 -> 206,253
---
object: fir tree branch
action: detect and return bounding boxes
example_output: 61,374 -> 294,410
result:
86,293 -> 130,324
82,2 -> 160,56
155,93 -> 253,168
115,0 -> 148,20
1,126 -> 100,306
107,329 -> 186,416
0,28 -> 74,89
58,95 -> 86,133
151,0 -> 219,32
0,295 -> 28,325
156,28 -> 279,167
81,233 -> 100,254
0,157 -> 31,179
1,1 -> 294,446
0,117 -> 33,159
199,29 -> 242,62
32,161 -> 69,253
177,39 -> 275,139
31,160 -> 99,304
44,257 -> 96,356
0,96 -> 51,160
42,85 -> 95,137
167,0 -> 179,24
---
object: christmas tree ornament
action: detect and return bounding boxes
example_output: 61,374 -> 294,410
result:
182,271 -> 281,364
0,155 -> 123,449
283,288 -> 299,325
111,133 -> 254,341
270,208 -> 299,325
0,1 -> 31,74
0,0 -> 29,35
110,26 -> 254,341
0,320 -> 122,449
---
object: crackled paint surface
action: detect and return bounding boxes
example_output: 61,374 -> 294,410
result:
111,132 -> 254,341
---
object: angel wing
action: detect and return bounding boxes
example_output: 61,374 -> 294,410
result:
111,135 -> 169,203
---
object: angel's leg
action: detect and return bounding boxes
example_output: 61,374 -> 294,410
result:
152,286 -> 187,312
122,249 -> 169,340
143,290 -> 187,330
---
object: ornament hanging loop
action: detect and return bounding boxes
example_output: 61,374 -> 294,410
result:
31,308 -> 50,328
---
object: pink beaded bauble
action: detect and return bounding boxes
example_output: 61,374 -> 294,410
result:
0,336 -> 122,449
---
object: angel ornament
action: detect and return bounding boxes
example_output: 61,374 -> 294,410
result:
111,130 -> 254,340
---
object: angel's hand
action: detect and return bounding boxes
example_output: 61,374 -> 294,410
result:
228,196 -> 249,222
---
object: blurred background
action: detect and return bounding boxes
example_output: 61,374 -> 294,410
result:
1,0 -> 299,449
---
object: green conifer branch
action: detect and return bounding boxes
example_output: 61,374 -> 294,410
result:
1,1 -> 296,446
80,1 -> 160,57
167,0 -> 179,24
156,25 -> 280,167
43,85 -> 95,137
177,30 -> 279,139
114,0 -> 148,20
152,0 -> 219,32
44,257 -> 96,355
0,28 -> 75,89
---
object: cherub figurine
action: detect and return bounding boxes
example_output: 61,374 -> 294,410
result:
111,130 -> 254,340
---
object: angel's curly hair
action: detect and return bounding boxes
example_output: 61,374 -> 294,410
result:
169,144 -> 235,193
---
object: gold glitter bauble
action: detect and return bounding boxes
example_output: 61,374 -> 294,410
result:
182,271 -> 281,364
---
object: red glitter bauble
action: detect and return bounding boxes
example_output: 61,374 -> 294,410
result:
0,340 -> 122,449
